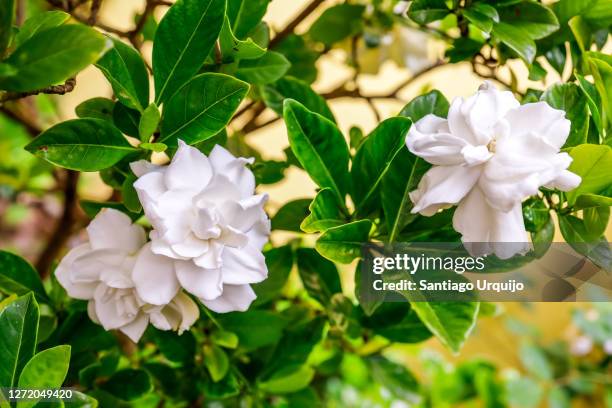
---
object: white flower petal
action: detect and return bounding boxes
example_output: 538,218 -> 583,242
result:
86,208 -> 146,253
134,171 -> 167,208
130,160 -> 162,177
209,145 -> 256,197
165,140 -> 213,191
545,170 -> 581,191
410,165 -> 481,216
55,244 -> 98,300
120,314 -> 149,343
171,233 -> 210,258
175,260 -> 223,300
504,102 -> 570,150
201,284 -> 256,313
93,287 -> 136,330
133,243 -> 180,306
151,291 -> 199,334
221,245 -> 268,285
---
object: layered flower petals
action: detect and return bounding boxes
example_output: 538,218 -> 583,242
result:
201,284 -> 257,313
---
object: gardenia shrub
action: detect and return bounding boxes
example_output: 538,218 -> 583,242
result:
0,0 -> 610,406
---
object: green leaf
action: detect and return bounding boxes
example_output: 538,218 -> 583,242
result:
498,1 -> 560,40
211,330 -> 239,349
586,52 -> 612,128
541,83 -> 589,148
0,24 -> 111,92
153,0 -> 225,103
505,376 -> 543,408
583,205 -> 610,238
96,37 -> 149,112
569,15 -> 592,53
301,188 -> 345,233
253,245 -> 294,306
203,344 -> 229,382
100,369 -> 153,401
308,4 -> 366,46
576,74 -> 603,136
138,103 -> 160,142
216,310 -> 287,350
160,73 -> 249,145
574,193 -> 612,210
566,144 -> 612,205
16,345 -> 70,408
400,90 -> 450,122
79,200 -> 141,222
559,214 -> 611,270
359,303 -> 432,343
150,329 -> 196,365
408,0 -> 450,25
259,365 -> 315,394
271,199 -> 312,232
583,0 -> 612,29
463,3 -> 499,33
25,118 -> 137,172
264,317 -> 324,374
548,386 -> 571,408
122,174 -> 142,213
519,343 -> 552,380
284,99 -> 349,204
492,23 -> 536,63
351,117 -> 412,215
75,97 -> 115,121
368,356 -> 420,402
13,11 -> 70,49
140,142 -> 166,152
226,0 -> 270,39
63,391 -> 99,408
275,34 -> 319,84
0,251 -> 47,302
0,293 -> 39,387
296,248 -> 342,306
219,15 -> 266,61
112,102 -> 140,138
522,197 -> 550,233
0,0 -> 15,56
235,50 -> 290,84
262,76 -> 335,122
315,220 -> 372,264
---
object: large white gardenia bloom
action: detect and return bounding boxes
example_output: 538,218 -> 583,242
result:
55,209 -> 199,342
131,141 -> 270,313
406,82 -> 581,259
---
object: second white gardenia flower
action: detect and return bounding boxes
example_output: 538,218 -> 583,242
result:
406,82 -> 581,259
131,141 -> 270,313
55,209 -> 199,342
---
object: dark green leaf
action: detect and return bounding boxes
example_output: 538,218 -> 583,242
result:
271,199 -> 312,232
408,0 -> 449,25
153,0 -> 225,103
541,83 -> 588,148
274,34 -> 319,84
235,50 -> 290,84
79,200 -> 142,222
0,293 -> 39,387
463,3 -> 499,33
160,73 -> 249,145
25,118 -> 136,172
0,0 -> 15,56
100,369 -> 153,401
301,188 -> 345,233
498,1 -> 560,40
13,11 -> 69,48
252,160 -> 289,185
112,102 -> 140,138
522,197 -> 550,233
359,302 -> 432,343
216,310 -> 287,350
492,23 -> 536,63
315,220 -> 372,264
151,329 -> 196,365
296,248 -> 341,306
0,251 -> 48,302
122,174 -> 142,213
399,90 -> 449,121
284,99 -> 349,203
253,245 -> 294,306
0,24 -> 110,92
75,98 -> 114,121
308,4 -> 366,46
262,76 -> 335,122
351,117 -> 412,215
96,37 -> 149,112
17,345 -> 71,408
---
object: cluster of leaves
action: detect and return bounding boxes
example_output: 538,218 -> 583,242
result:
0,0 -> 611,406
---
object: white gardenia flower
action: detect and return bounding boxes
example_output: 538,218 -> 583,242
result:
406,82 -> 582,259
55,209 -> 199,342
131,141 -> 270,313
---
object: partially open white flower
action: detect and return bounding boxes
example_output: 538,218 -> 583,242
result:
406,83 -> 581,259
131,141 -> 270,313
55,209 -> 199,342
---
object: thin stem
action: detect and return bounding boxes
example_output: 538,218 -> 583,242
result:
0,78 -> 76,104
268,0 -> 325,48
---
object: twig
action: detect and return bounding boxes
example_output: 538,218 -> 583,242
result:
269,0 -> 324,48
0,78 -> 76,104
87,0 -> 102,25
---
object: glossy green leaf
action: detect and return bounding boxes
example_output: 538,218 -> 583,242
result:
13,11 -> 70,48
492,23 -> 536,63
586,52 -> 612,128
574,193 -> 612,210
576,74 -> 603,136
226,0 -> 270,39
262,76 -> 335,122
80,200 -> 142,222
583,206 -> 610,239
25,118 -> 136,172
498,1 -> 559,40
100,369 -> 153,401
408,0 -> 449,25
153,0 -> 225,103
219,15 -> 266,61
16,345 -> 70,408
559,214 -> 611,270
284,99 -> 349,204
235,50 -> 290,84
271,199 -> 312,232
0,251 -> 47,302
301,188 -> 345,233
275,34 -> 319,84
0,0 -> 15,56
160,73 -> 249,145
566,144 -> 612,205
583,0 -> 612,29
150,328 -> 196,365
0,293 -> 39,388
211,330 -> 239,349
75,97 -> 115,121
203,344 -> 229,382
296,248 -> 342,306
259,365 -> 315,394
0,24 -> 111,92
522,198 -> 550,233
253,245 -> 293,306
351,117 -> 412,215
359,303 -> 432,343
399,90 -> 449,122
463,3 -> 499,33
541,83 -> 589,148
316,220 -> 372,264
138,103 -> 160,142
216,310 -> 287,350
122,174 -> 142,213
112,102 -> 141,138
308,4 -> 366,46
